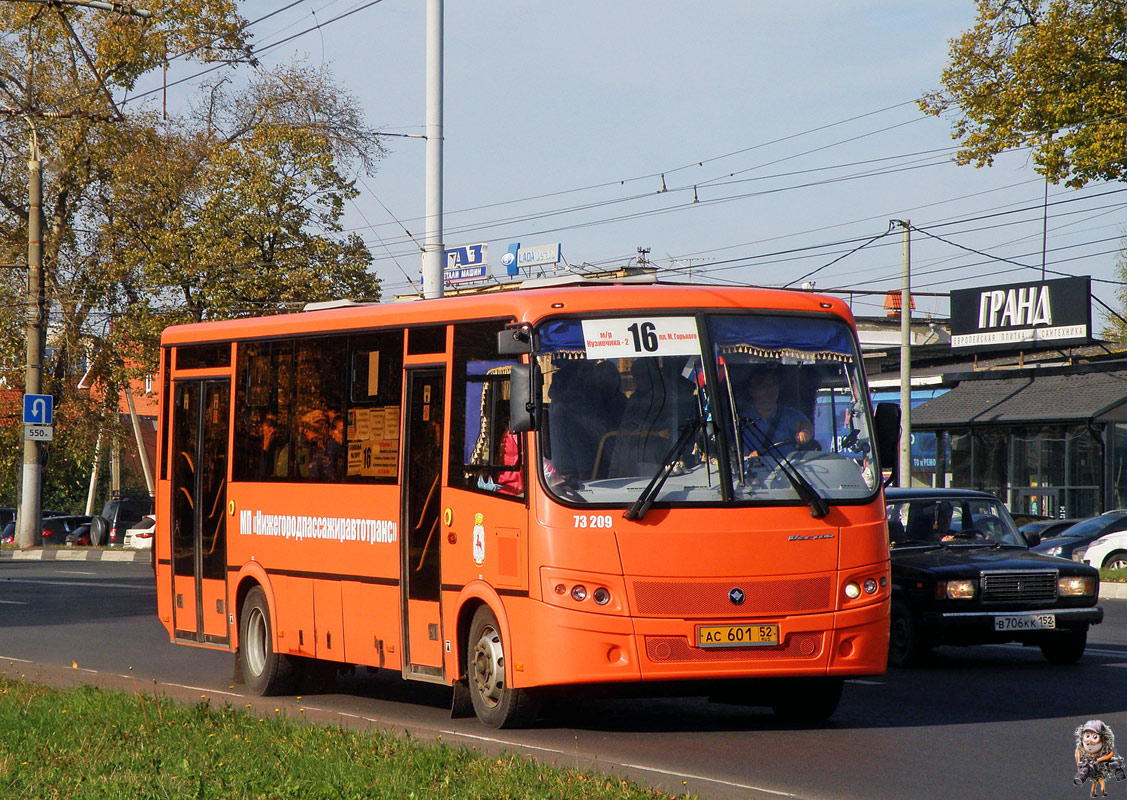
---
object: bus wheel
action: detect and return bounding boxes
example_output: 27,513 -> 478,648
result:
467,606 -> 539,728
239,586 -> 296,696
770,677 -> 843,724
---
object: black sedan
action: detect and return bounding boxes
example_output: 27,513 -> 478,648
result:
1031,510 -> 1127,562
885,488 -> 1102,667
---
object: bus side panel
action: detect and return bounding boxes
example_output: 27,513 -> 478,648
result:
275,576 -> 315,657
313,580 -> 344,661
441,488 -> 529,592
341,581 -> 400,669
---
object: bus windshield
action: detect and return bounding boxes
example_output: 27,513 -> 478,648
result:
536,313 -> 879,507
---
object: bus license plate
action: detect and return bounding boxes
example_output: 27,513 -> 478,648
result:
698,624 -> 779,648
994,614 -> 1055,631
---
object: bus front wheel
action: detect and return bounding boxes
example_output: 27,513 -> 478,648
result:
466,606 -> 539,728
239,586 -> 296,696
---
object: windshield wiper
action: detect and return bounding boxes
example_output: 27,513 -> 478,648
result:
739,420 -> 829,519
624,418 -> 702,521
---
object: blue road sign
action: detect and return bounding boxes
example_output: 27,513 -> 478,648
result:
23,393 -> 53,425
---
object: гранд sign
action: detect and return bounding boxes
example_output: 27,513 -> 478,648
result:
949,276 -> 1091,351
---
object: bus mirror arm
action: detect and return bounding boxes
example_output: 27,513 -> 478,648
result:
873,403 -> 901,487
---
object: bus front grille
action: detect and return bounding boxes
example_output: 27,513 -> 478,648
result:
645,633 -> 822,662
632,576 -> 833,617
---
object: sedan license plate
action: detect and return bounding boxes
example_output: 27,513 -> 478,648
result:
698,623 -> 779,648
994,613 -> 1055,632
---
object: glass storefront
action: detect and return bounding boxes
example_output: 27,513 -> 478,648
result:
926,423 -> 1114,518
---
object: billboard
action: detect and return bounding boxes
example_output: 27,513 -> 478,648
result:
949,276 -> 1090,350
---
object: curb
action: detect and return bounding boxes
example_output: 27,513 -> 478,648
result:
1100,582 -> 1127,600
0,547 -> 148,562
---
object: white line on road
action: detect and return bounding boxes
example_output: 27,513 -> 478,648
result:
0,599 -> 28,605
162,683 -> 243,698
441,729 -> 799,798
0,655 -> 33,663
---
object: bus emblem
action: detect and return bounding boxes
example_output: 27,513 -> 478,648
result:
728,588 -> 745,606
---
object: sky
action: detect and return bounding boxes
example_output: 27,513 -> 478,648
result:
131,1 -> 1124,325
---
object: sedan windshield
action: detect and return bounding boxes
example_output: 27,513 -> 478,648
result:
887,496 -> 1027,547
535,313 -> 879,507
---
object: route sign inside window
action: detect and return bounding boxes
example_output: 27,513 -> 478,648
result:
580,317 -> 700,358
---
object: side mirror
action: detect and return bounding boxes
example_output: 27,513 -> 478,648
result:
874,402 -> 901,485
497,324 -> 532,356
1022,531 -> 1041,548
508,364 -> 538,433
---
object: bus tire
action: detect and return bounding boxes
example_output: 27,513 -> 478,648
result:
467,605 -> 539,728
770,677 -> 843,724
239,586 -> 296,696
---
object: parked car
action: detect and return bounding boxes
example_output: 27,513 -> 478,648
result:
123,514 -> 155,550
93,495 -> 154,546
885,488 -> 1102,667
1,511 -> 69,545
1082,530 -> 1127,572
0,507 -> 15,529
1019,518 -> 1081,544
1031,511 -> 1127,562
40,515 -> 95,547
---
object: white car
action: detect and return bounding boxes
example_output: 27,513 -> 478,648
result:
1082,530 -> 1127,571
123,514 -> 155,550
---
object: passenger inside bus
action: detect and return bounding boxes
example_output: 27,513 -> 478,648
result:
547,360 -> 624,481
607,358 -> 697,478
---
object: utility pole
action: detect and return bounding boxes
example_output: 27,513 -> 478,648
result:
892,219 -> 912,488
16,126 -> 44,549
420,0 -> 444,299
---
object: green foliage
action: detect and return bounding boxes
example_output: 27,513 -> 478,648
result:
920,0 -> 1126,187
1101,240 -> 1126,345
0,7 -> 384,512
0,679 -> 691,800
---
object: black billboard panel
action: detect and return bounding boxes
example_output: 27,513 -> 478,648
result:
950,276 -> 1091,351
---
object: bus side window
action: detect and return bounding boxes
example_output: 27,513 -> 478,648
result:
448,320 -> 524,500
344,329 -> 403,483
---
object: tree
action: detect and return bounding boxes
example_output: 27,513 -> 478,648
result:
0,4 -> 386,510
1102,239 -> 1127,345
920,0 -> 1126,187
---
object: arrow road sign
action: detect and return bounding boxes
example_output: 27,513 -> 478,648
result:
23,393 -> 53,426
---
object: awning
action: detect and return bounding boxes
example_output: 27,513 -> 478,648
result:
912,369 -> 1126,428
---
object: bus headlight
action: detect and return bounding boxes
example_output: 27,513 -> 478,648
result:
844,582 -> 861,599
570,585 -> 588,602
592,587 -> 611,605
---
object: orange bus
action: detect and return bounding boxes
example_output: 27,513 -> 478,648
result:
154,281 -> 900,727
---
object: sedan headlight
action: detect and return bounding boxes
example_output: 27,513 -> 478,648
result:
1058,575 -> 1096,597
937,579 -> 976,600
1043,545 -> 1062,557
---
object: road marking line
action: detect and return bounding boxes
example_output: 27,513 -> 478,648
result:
0,600 -> 28,605
440,730 -> 798,797
162,683 -> 243,697
0,655 -> 33,663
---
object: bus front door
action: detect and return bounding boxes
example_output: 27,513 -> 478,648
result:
170,379 -> 231,646
402,368 -> 445,680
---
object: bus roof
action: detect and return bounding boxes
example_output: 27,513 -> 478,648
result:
159,283 -> 856,346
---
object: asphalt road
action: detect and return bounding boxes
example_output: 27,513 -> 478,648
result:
1,559 -> 1124,800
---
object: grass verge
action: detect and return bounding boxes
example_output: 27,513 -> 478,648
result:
1099,567 -> 1125,583
0,677 -> 694,800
